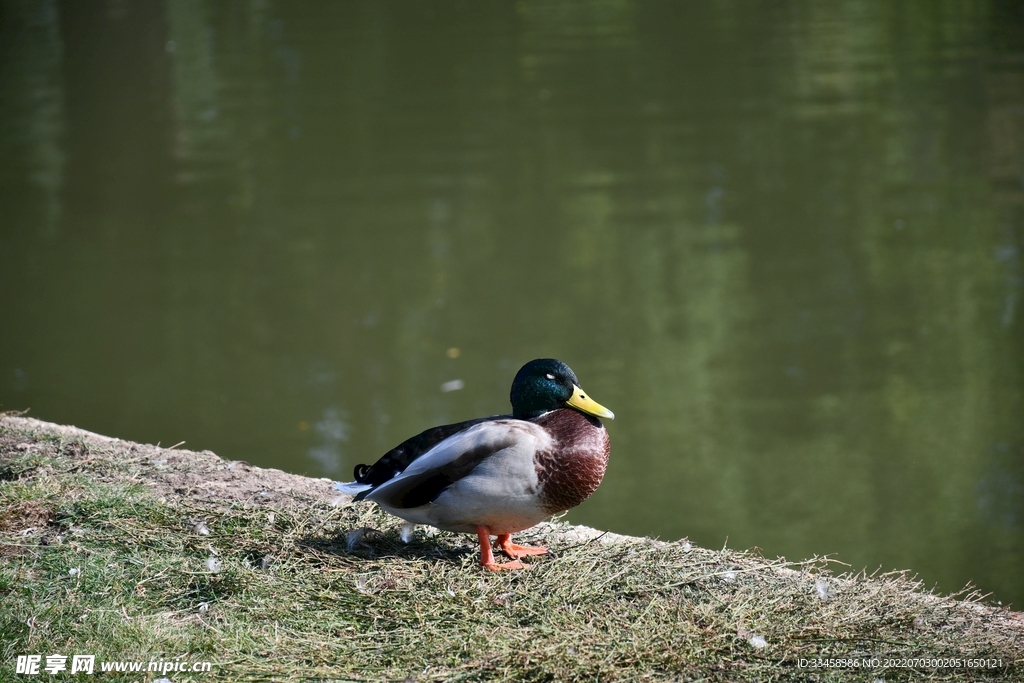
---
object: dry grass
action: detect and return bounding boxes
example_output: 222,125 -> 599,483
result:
1,415 -> 1021,682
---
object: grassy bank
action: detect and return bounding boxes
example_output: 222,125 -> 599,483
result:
1,415 -> 1021,682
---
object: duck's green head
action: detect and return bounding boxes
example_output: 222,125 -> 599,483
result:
510,358 -> 615,421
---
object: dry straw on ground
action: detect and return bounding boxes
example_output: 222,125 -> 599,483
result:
1,415 -> 1021,681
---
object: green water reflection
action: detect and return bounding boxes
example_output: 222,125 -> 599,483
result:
1,1 -> 1022,606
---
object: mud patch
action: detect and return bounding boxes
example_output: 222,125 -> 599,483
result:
0,499 -> 53,534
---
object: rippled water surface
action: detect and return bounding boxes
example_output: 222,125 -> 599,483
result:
2,1 -> 1022,605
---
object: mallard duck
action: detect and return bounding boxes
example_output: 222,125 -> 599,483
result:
336,358 -> 614,570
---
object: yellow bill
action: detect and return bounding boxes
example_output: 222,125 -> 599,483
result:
566,384 -> 615,419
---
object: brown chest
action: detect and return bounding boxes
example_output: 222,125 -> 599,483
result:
532,410 -> 610,515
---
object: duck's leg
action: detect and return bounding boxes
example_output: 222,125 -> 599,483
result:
496,534 -> 550,559
476,526 -> 529,571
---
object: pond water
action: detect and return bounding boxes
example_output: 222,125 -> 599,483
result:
2,1 -> 1022,606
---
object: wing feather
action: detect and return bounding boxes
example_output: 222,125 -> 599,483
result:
353,416 -> 502,486
364,420 -> 543,509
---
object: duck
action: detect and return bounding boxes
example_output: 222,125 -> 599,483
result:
336,358 -> 614,570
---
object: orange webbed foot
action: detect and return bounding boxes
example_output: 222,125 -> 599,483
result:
497,534 -> 550,559
476,526 -> 538,571
481,559 -> 532,571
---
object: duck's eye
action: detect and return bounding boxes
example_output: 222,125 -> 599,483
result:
545,373 -> 556,380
